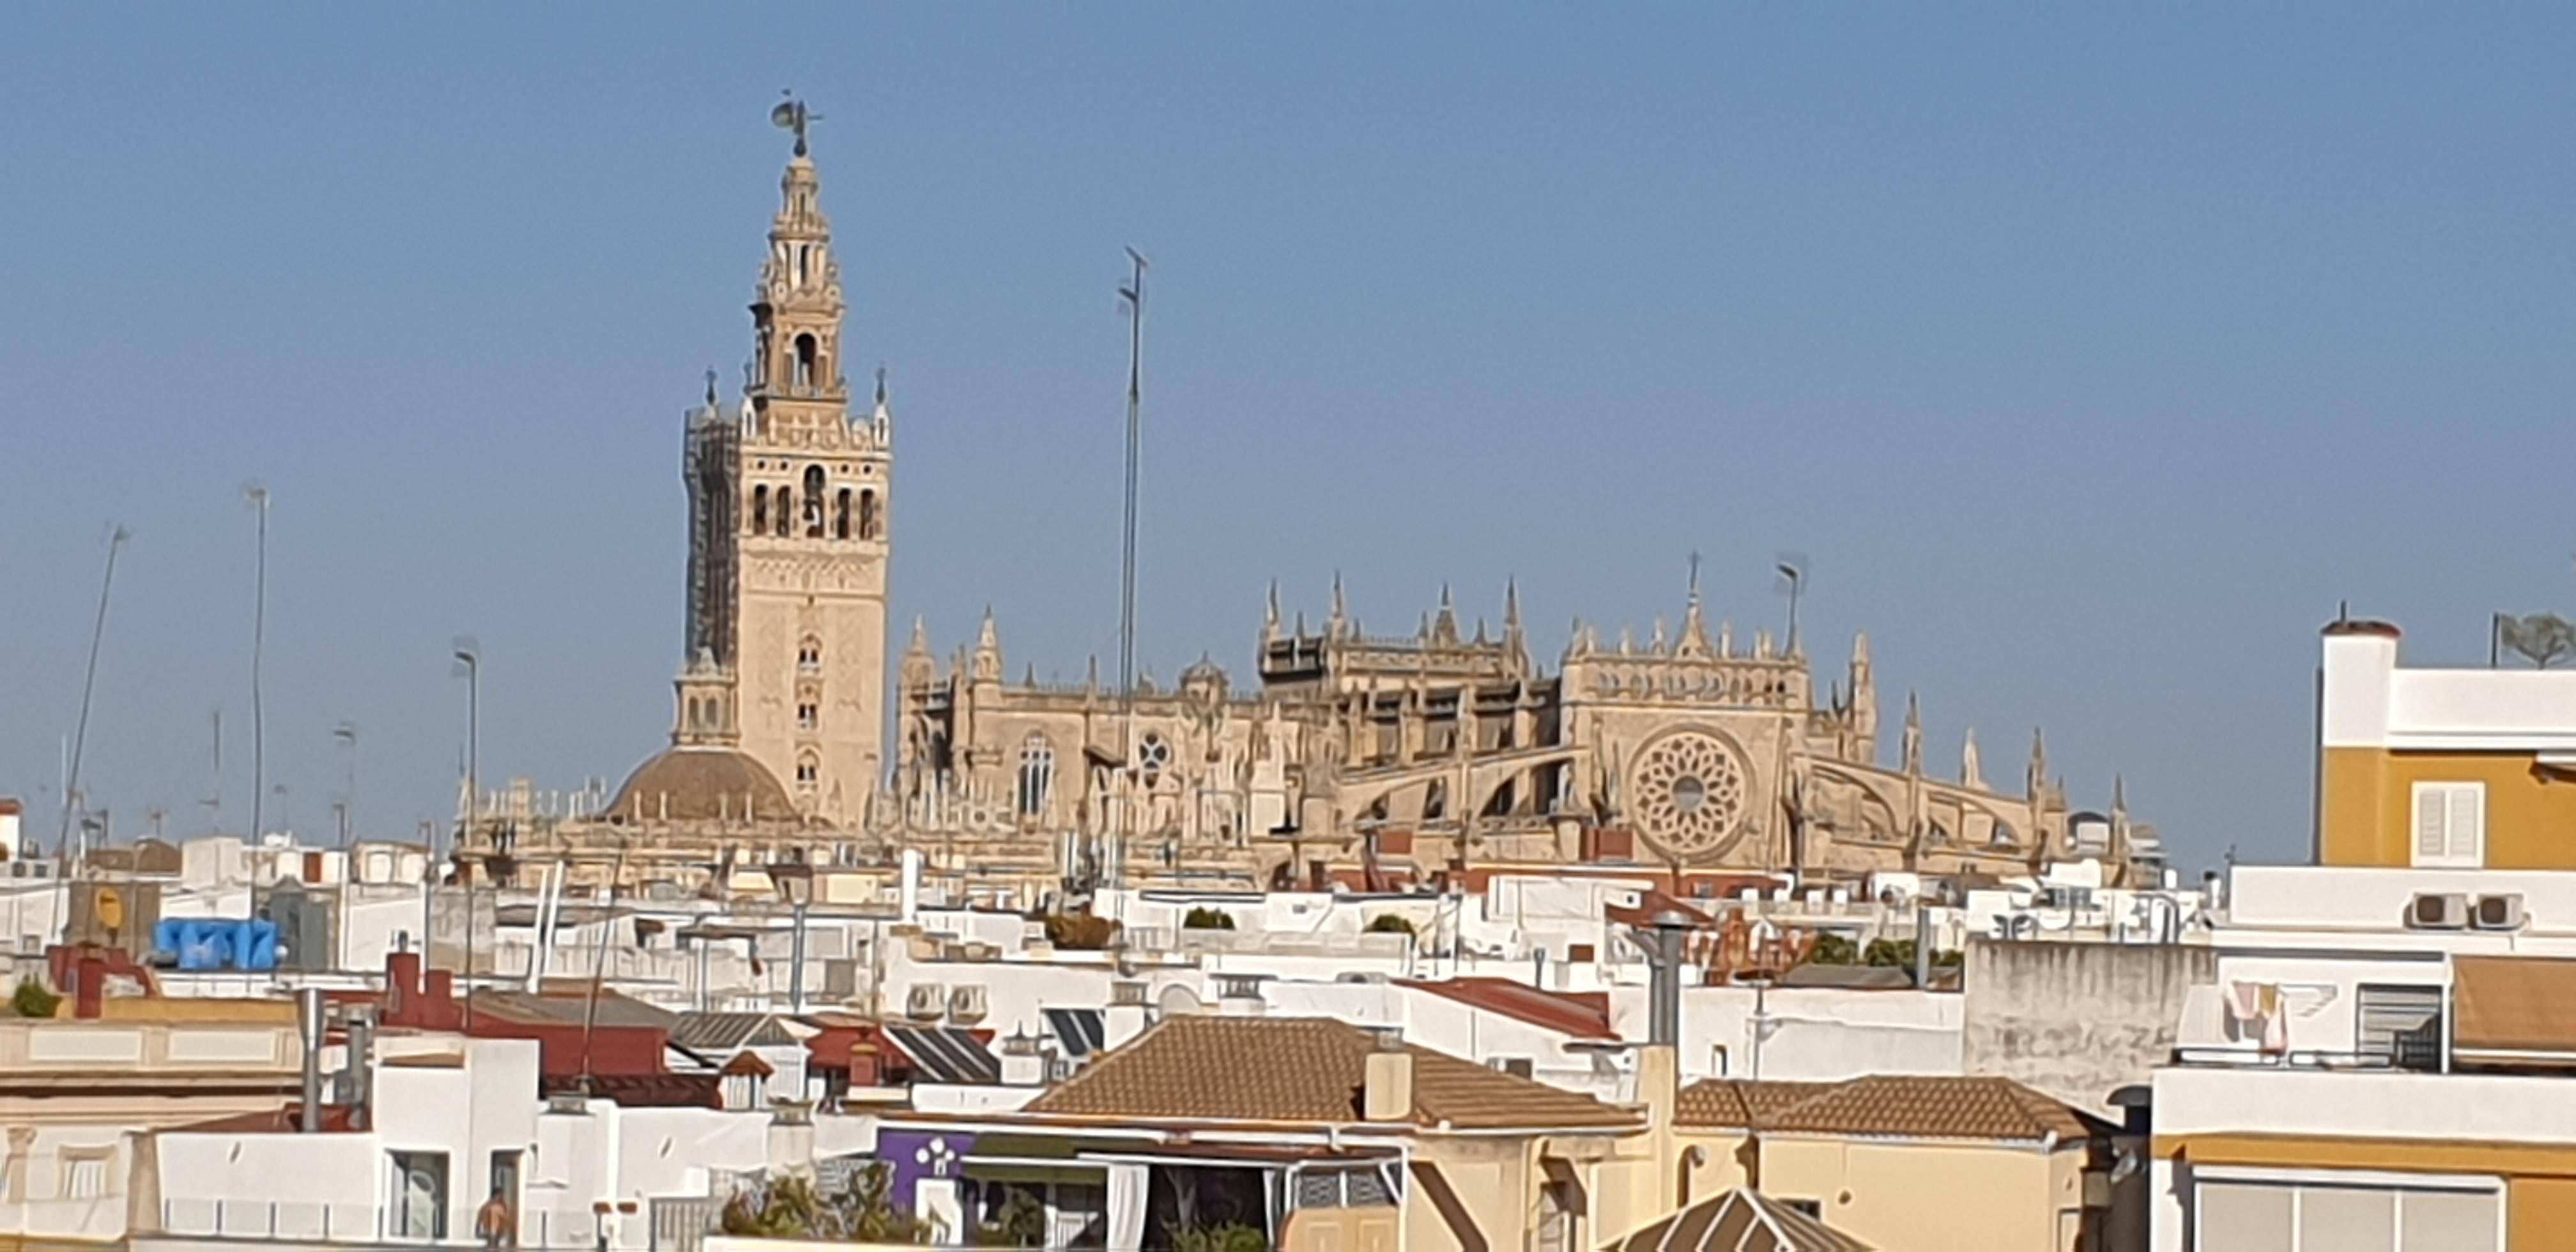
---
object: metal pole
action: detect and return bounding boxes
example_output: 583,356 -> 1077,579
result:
59,526 -> 128,853
335,722 -> 358,848
789,899 -> 809,1012
1116,248 -> 1148,891
246,485 -> 270,840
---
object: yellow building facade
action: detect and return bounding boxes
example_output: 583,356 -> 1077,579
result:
2317,620 -> 2576,869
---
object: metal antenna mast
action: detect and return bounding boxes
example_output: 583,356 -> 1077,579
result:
1115,249 -> 1149,892
1117,248 -> 1149,713
244,484 -> 272,839
59,526 -> 130,853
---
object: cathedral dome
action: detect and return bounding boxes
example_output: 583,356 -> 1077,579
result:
606,746 -> 798,825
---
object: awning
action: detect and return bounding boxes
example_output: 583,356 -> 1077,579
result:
2453,956 -> 2576,1061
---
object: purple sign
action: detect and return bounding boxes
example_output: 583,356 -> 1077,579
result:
876,1129 -> 977,1212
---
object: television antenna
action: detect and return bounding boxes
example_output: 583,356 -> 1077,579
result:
59,524 -> 128,855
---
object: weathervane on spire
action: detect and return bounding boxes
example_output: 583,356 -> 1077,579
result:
770,92 -> 819,157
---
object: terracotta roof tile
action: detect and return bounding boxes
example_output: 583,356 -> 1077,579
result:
1675,1076 -> 2091,1143
1023,1015 -> 1639,1131
1606,1187 -> 1872,1252
1399,978 -> 1616,1039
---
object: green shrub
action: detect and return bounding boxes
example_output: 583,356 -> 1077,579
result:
718,1163 -> 927,1243
1363,914 -> 1416,936
1861,938 -> 1963,972
974,1186 -> 1049,1248
1182,906 -> 1236,931
1806,933 -> 1859,966
10,979 -> 59,1019
1169,1223 -> 1269,1252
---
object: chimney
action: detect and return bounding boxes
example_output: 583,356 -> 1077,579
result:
1639,911 -> 1693,1048
1104,982 -> 1152,1051
1216,975 -> 1266,1017
998,1032 -> 1047,1087
1913,905 -> 1934,989
296,986 -> 326,1133
341,1006 -> 377,1132
385,950 -> 421,1021
424,968 -> 456,1018
1363,1039 -> 1414,1123
765,1100 -> 816,1177
73,953 -> 105,1020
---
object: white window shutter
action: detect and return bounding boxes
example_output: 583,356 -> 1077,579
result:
2448,786 -> 2484,865
2416,788 -> 2448,862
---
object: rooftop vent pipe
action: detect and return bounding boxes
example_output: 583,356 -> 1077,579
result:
1637,910 -> 1695,1048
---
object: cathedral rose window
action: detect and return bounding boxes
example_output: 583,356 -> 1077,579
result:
1629,729 -> 1751,860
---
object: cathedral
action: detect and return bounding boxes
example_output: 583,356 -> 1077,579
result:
472,119 -> 2161,899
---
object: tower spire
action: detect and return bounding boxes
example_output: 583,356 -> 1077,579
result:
1676,557 -> 1711,658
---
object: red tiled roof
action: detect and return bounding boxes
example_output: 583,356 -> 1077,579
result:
171,1104 -> 362,1134
1676,1076 -> 2093,1143
1400,978 -> 1615,1039
1023,1016 -> 1639,1131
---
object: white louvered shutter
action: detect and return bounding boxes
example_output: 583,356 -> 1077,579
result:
2414,787 -> 2448,863
2446,785 -> 2483,865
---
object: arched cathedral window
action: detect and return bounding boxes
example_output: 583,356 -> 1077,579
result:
798,637 -> 822,670
834,489 -> 852,540
1016,734 -> 1055,818
751,485 -> 769,535
774,488 -> 793,537
802,466 -> 826,537
858,489 -> 880,541
795,753 -> 820,786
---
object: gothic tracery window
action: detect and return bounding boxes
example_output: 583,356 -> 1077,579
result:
1016,733 -> 1055,818
1137,733 -> 1171,788
795,754 -> 820,786
798,637 -> 822,670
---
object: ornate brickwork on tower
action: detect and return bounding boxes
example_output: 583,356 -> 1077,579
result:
671,129 -> 891,821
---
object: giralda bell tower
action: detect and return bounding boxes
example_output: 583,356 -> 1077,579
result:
679,103 -> 891,821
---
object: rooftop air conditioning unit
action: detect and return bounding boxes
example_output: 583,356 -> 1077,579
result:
948,984 -> 990,1024
2407,893 -> 2469,930
904,982 -> 947,1021
2474,894 -> 2527,931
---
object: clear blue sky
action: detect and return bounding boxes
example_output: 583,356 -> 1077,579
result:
5,6 -> 2572,869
